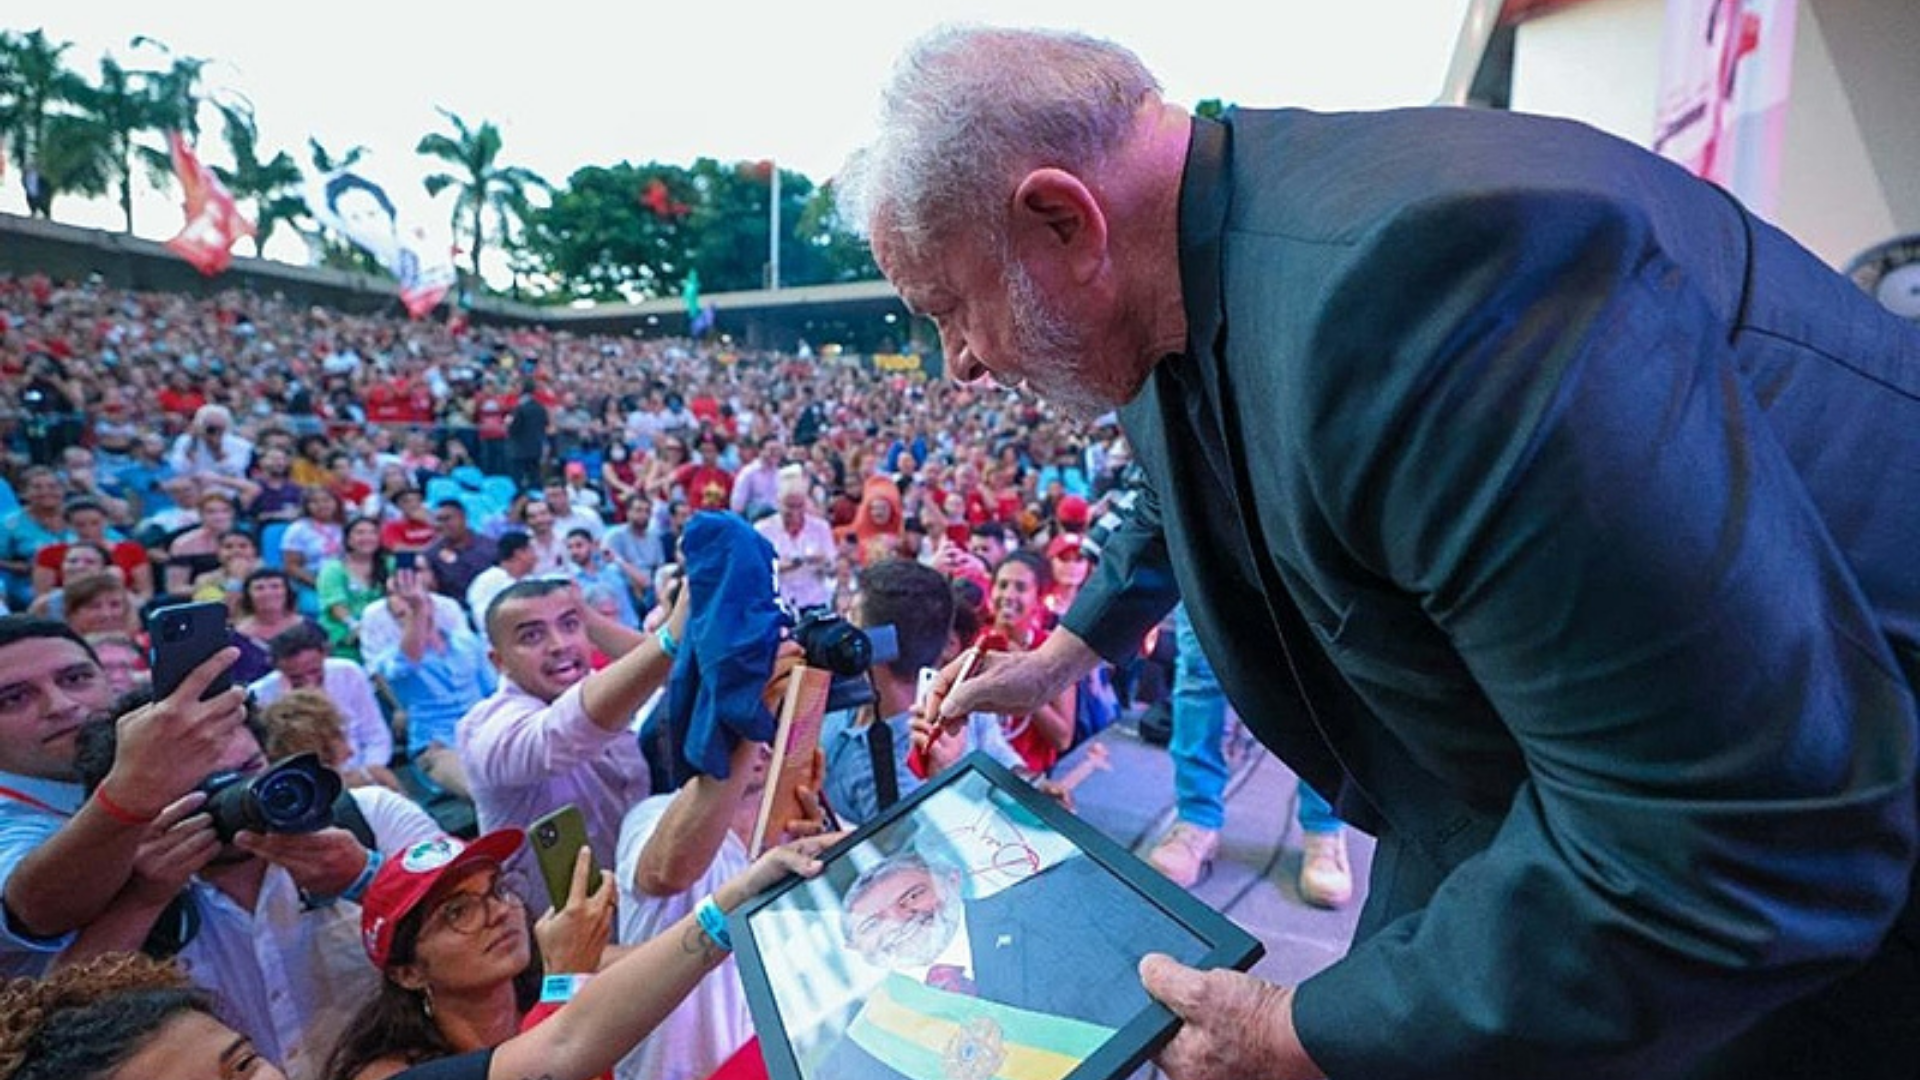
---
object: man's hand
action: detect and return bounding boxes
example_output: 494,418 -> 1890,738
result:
101,648 -> 249,820
233,827 -> 369,898
761,641 -> 806,714
716,830 -> 844,910
1140,954 -> 1324,1080
780,749 -> 831,842
535,846 -> 616,974
126,793 -> 219,906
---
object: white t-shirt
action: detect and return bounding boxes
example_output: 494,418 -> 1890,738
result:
613,795 -> 752,1080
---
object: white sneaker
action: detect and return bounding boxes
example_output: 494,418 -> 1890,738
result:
1148,821 -> 1220,888
1299,830 -> 1353,909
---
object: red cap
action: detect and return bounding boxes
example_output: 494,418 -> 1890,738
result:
1046,533 -> 1084,560
360,829 -> 524,969
1055,495 -> 1090,528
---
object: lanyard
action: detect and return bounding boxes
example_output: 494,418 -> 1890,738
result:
0,784 -> 73,818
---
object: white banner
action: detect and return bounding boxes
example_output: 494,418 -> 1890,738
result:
1652,0 -> 1798,216
306,167 -> 458,318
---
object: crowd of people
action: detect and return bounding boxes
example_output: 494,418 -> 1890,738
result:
0,268 -> 1216,1080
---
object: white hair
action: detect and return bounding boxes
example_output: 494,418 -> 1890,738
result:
836,25 -> 1161,262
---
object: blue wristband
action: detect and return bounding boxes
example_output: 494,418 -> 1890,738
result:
341,849 -> 384,904
657,626 -> 680,659
540,973 -> 592,1004
694,895 -> 732,952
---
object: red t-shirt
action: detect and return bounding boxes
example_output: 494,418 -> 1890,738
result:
476,393 -> 514,440
381,519 -> 437,551
674,464 -> 735,510
157,388 -> 207,418
34,541 -> 149,587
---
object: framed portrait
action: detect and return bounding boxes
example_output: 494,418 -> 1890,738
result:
731,752 -> 1264,1080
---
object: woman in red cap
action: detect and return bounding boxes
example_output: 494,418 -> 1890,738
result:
324,827 -> 833,1080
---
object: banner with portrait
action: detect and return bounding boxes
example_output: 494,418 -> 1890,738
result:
304,167 -> 458,318
1652,0 -> 1798,216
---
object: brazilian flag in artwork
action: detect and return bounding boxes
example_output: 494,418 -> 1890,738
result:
846,972 -> 1115,1080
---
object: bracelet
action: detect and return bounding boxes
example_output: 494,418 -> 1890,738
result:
540,973 -> 593,1004
340,849 -> 384,904
93,785 -> 158,828
694,894 -> 732,952
656,626 -> 681,659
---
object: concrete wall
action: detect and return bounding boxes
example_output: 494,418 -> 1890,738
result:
1506,0 -> 1918,268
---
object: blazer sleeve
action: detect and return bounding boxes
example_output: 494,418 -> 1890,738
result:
1287,191 -> 1918,1078
1058,474 -> 1181,663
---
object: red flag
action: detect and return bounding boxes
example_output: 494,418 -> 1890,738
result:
640,176 -> 689,219
165,132 -> 255,276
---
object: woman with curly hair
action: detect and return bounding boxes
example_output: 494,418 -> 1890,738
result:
0,952 -> 279,1080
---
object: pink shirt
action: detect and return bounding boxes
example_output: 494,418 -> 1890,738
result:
456,679 -> 650,906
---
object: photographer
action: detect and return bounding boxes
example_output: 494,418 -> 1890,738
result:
0,616 -> 246,978
819,560 -> 1021,827
64,697 -> 439,1080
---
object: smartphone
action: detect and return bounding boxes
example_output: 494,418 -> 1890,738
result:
394,549 -> 419,572
530,804 -> 604,909
146,601 -> 235,701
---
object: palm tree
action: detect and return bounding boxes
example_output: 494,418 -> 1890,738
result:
73,54 -> 170,232
211,100 -> 302,256
0,29 -> 91,218
417,108 -> 547,284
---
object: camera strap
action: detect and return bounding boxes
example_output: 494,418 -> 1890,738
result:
867,708 -> 900,812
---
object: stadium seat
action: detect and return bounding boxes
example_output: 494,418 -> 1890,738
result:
481,474 -> 516,511
259,521 -> 290,570
425,476 -> 464,506
451,464 -> 484,490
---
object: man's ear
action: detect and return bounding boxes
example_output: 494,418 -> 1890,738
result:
1010,169 -> 1109,286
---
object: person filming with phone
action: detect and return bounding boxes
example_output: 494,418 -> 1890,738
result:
61,690 -> 441,1080
0,615 -> 246,978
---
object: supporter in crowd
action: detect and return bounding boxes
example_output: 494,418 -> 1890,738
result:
68,700 -> 440,1080
466,531 -> 538,631
249,445 -> 307,523
0,468 -> 68,608
423,498 -> 497,604
61,570 -> 139,637
641,434 -> 688,499
0,952 -> 229,1080
251,622 -> 397,792
520,499 -> 567,575
456,579 -> 675,900
282,486 -> 348,593
601,495 -> 666,615
167,404 -> 257,503
317,516 -> 390,657
117,432 -> 195,535
30,496 -> 153,602
25,540 -> 108,619
361,561 -> 472,669
844,475 -> 906,567
1042,531 -> 1089,628
371,567 -> 495,800
190,529 -> 261,611
84,631 -> 147,697
986,550 -> 1076,775
564,528 -> 638,629
727,434 -> 782,519
0,618 -> 244,979
821,559 -> 1022,827
162,490 -> 239,595
235,567 -> 309,652
674,432 -> 733,511
613,733 -> 823,1080
546,477 -> 605,544
600,443 -> 642,518
381,488 -> 437,552
56,446 -> 133,524
757,465 -> 836,612
561,460 -> 602,513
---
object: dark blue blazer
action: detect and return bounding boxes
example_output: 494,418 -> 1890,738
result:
1066,108 -> 1920,1078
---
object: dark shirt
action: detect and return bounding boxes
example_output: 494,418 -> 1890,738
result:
424,532 -> 498,601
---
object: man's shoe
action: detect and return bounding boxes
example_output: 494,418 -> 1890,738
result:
1147,821 -> 1220,888
1299,829 -> 1353,909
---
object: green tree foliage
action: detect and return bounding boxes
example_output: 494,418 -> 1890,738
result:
1195,98 -> 1229,120
211,101 -> 303,256
0,29 -> 95,218
71,54 -> 169,232
524,159 -> 877,304
417,108 -> 548,283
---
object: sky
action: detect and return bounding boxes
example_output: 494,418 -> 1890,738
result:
2,1 -> 1473,274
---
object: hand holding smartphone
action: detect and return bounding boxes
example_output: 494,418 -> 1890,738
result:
530,805 -> 604,910
146,601 -> 237,702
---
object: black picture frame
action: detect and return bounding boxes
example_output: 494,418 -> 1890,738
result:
731,751 -> 1264,1080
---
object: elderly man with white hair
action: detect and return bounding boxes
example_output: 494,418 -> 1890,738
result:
755,464 -> 836,611
166,404 -> 257,502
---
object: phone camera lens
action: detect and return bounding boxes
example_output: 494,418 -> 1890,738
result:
538,824 -> 558,844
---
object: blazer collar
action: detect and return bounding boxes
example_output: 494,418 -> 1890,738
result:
1177,113 -> 1232,361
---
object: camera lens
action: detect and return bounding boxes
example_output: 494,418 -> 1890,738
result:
255,768 -> 320,824
538,824 -> 558,844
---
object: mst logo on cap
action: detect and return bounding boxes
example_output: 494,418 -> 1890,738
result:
402,837 -> 463,873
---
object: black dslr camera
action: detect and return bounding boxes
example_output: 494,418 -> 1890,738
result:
787,605 -> 898,713
198,752 -> 344,844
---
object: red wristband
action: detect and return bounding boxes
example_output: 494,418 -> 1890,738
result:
93,785 -> 158,827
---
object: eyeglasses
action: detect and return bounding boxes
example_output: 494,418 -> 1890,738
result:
431,871 -> 526,935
